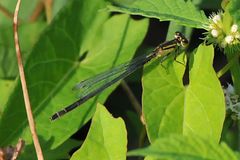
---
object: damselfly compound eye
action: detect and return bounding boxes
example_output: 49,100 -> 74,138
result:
181,38 -> 189,47
174,32 -> 188,47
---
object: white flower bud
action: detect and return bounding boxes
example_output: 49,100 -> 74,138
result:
212,15 -> 221,24
231,24 -> 238,33
211,29 -> 219,37
225,35 -> 234,44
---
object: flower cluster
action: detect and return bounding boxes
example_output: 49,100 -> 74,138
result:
205,12 -> 240,48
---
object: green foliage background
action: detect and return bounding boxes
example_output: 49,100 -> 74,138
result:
0,0 -> 239,159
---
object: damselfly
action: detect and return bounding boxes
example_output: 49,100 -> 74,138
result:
50,32 -> 189,121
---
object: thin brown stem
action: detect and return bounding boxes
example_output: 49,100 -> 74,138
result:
29,1 -> 44,22
13,0 -> 44,159
0,138 -> 25,160
11,139 -> 25,160
0,4 -> 14,19
120,80 -> 142,117
138,126 -> 147,148
217,52 -> 240,78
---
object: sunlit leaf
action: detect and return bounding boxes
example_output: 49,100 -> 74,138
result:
142,44 -> 225,143
184,45 -> 225,142
70,104 -> 127,160
0,0 -> 148,159
142,53 -> 186,142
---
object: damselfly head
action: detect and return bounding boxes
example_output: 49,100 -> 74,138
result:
174,32 -> 189,48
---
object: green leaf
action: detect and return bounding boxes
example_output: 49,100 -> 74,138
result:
20,138 -> 79,160
235,152 -> 240,159
107,0 -> 208,29
0,79 -> 14,112
0,0 -> 148,158
142,53 -> 186,142
52,0 -> 68,17
228,0 -> 240,26
0,22 -> 46,78
128,135 -> 238,160
142,45 -> 225,143
184,45 -> 225,142
70,103 -> 127,160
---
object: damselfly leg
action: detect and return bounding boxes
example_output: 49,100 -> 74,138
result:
50,31 -> 189,121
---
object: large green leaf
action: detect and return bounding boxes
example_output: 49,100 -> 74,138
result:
70,103 -> 127,160
0,0 -> 148,158
142,53 -> 186,142
128,135 -> 238,160
184,45 -> 225,142
107,0 -> 208,29
142,45 -> 225,143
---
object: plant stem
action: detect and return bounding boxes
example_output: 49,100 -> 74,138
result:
11,138 -> 25,160
217,53 -> 240,78
29,1 -> 44,22
225,50 -> 240,94
13,0 -> 44,159
0,4 -> 14,19
138,126 -> 147,148
120,80 -> 142,117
